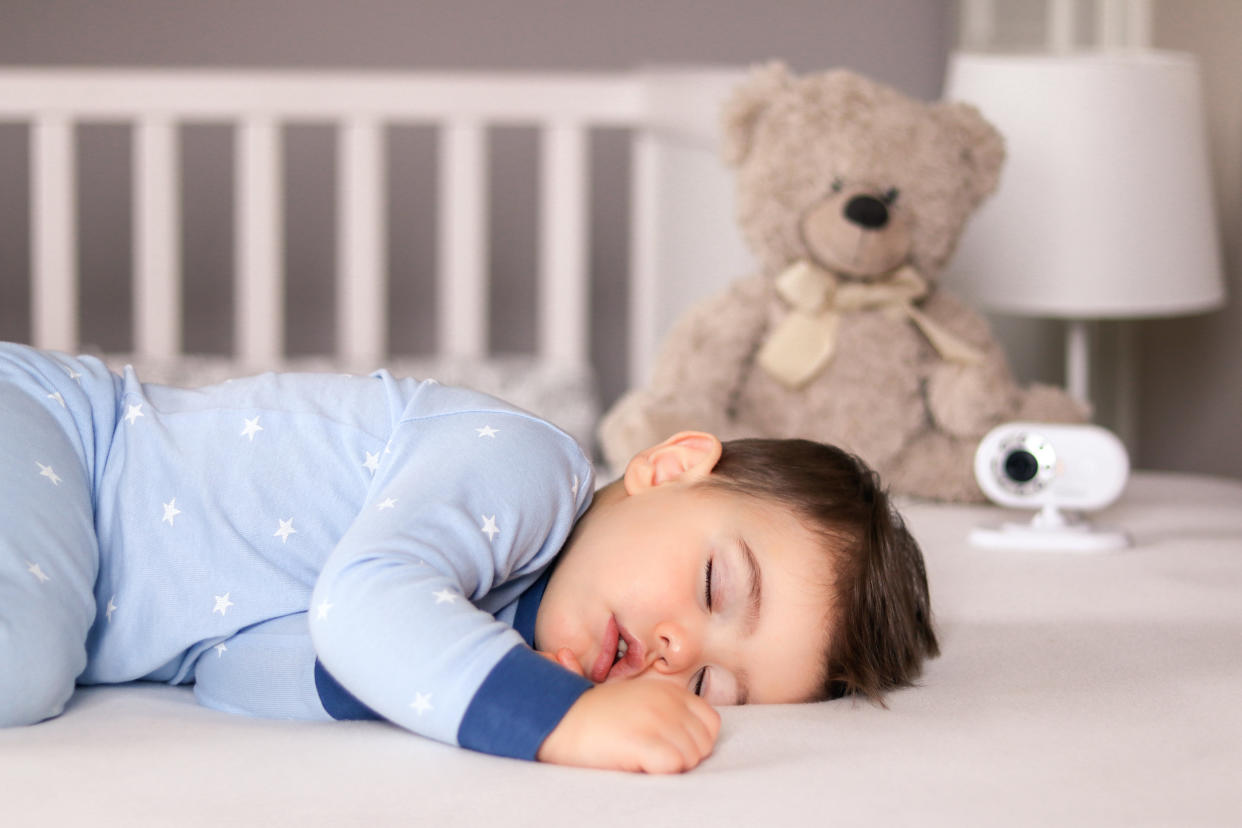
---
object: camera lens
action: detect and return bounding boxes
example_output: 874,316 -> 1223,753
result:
1003,449 -> 1040,483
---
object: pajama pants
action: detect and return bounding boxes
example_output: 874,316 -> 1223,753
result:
0,344 -> 333,726
0,344 -> 116,725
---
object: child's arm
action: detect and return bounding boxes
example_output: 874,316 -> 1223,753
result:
309,405 -> 597,760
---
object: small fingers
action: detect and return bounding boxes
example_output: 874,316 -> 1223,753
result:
682,705 -> 718,759
690,694 -> 723,739
648,697 -> 719,773
554,647 -> 586,677
635,736 -> 703,774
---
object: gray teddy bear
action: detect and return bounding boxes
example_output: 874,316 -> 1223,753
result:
599,63 -> 1085,502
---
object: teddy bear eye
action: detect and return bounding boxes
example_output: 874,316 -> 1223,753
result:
831,177 -> 844,194
882,187 -> 900,205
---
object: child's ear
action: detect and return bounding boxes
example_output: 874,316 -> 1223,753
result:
623,431 -> 723,494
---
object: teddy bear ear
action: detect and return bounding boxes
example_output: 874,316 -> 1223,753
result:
720,61 -> 796,166
940,101 -> 1007,203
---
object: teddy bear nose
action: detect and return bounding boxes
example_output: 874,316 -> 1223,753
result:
844,194 -> 890,229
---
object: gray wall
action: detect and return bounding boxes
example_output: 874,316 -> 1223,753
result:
1143,1 -> 1242,480
0,0 -> 953,413
5,1 -> 1235,480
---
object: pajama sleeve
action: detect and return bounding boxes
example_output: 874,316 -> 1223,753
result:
308,401 -> 594,760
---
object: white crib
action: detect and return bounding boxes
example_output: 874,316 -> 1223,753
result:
0,66 -> 753,448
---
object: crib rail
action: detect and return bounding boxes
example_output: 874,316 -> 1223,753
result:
0,67 -> 745,377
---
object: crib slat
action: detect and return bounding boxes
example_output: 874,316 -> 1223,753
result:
31,116 -> 77,352
1125,0 -> 1153,48
337,118 -> 386,364
627,132 -> 660,388
134,118 -> 181,358
235,118 -> 284,364
1096,0 -> 1127,48
438,121 -> 488,359
538,121 -> 588,368
958,0 -> 996,51
1046,0 -> 1077,51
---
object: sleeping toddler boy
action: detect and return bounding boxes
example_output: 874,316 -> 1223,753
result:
0,342 -> 938,773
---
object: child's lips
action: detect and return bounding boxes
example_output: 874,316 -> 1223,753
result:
604,622 -> 644,682
587,616 -> 645,683
588,615 -> 619,683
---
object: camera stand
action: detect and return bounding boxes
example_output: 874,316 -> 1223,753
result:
970,503 -> 1131,552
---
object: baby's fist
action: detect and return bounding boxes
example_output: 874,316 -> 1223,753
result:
537,679 -> 720,774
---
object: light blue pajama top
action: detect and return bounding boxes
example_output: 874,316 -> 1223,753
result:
5,343 -> 595,760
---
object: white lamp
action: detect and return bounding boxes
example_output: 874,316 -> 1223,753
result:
943,51 -> 1226,403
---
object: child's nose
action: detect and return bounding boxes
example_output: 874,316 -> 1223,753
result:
650,620 -> 699,675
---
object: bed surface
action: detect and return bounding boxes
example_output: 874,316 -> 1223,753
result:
5,470 -> 1240,827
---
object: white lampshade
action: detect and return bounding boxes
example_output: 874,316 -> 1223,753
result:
943,51 -> 1226,319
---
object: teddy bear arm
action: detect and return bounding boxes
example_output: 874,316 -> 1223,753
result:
647,276 -> 771,407
914,291 -> 1020,436
598,277 -> 769,469
919,288 -> 1004,352
926,355 -> 1018,438
919,291 -> 1089,434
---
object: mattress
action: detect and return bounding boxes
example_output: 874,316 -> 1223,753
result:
3,470 -> 1240,827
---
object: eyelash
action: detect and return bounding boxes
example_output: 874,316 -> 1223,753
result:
703,558 -> 714,610
696,559 -> 713,696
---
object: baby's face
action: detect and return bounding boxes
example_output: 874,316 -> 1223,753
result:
536,479 -> 832,706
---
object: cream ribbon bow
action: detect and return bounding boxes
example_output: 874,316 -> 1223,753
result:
756,260 -> 984,389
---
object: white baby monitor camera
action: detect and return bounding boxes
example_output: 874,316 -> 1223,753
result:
970,422 -> 1131,552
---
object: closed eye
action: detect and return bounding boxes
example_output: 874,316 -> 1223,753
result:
703,558 -> 713,610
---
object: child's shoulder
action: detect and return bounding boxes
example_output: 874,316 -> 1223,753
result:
398,378 -> 561,435
390,376 -> 592,475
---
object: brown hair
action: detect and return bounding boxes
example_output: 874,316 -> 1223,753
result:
700,438 -> 939,703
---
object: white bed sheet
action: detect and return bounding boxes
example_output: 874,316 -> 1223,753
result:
3,471 -> 1240,827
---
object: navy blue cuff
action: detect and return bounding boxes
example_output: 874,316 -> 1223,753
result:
314,659 -> 380,720
457,644 -> 592,761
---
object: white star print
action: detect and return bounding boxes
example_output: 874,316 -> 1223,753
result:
64,367 -> 82,382
106,596 -> 118,621
27,561 -> 50,583
362,451 -> 380,474
215,643 -> 228,658
162,498 -> 181,526
37,461 -> 62,486
433,588 -> 457,605
571,474 -> 580,499
47,391 -> 65,408
476,425 -> 499,438
240,416 -> 263,441
480,515 -> 499,541
274,518 -> 297,543
316,600 -> 333,620
213,593 -> 234,615
410,693 -> 433,716
124,403 -> 144,425
377,497 -> 397,511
